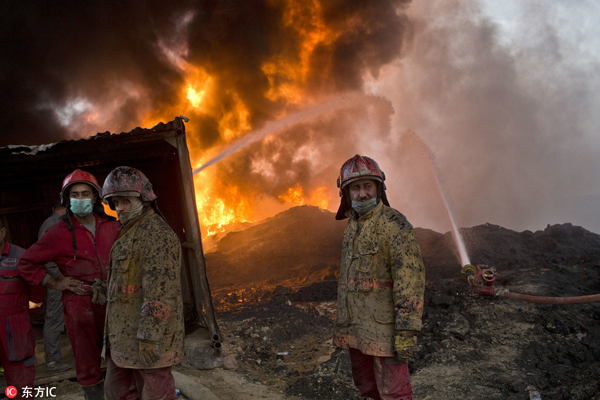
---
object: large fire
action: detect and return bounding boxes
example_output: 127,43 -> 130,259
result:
2,1 -> 411,242
139,1 -> 340,240
278,184 -> 330,210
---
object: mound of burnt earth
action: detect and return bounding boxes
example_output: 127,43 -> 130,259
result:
205,205 -> 343,288
206,205 -> 600,301
206,206 -> 600,316
417,222 -> 600,280
463,222 -> 600,272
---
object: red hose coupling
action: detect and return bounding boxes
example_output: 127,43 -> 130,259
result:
473,267 -> 496,287
471,285 -> 496,297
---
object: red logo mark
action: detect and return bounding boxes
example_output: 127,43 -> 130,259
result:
5,386 -> 17,398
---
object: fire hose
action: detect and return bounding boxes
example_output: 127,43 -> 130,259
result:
461,264 -> 600,304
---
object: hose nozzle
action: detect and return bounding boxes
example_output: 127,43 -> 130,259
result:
462,264 -> 496,287
461,264 -> 478,285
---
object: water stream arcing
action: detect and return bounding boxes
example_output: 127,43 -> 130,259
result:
193,92 -> 382,175
406,131 -> 471,266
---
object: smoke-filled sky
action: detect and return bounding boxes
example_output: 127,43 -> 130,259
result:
367,0 -> 600,234
2,0 -> 599,235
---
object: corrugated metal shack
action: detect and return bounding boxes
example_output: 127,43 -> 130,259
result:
0,116 -> 220,345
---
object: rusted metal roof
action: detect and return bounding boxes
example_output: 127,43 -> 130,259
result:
0,114 -> 222,344
1,116 -> 189,179
0,115 -> 188,156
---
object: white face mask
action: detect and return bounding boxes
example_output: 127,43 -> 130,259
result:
352,198 -> 378,217
70,198 -> 94,217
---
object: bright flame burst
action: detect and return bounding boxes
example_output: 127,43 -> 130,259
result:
279,184 -> 305,206
141,1 -> 336,240
143,63 -> 256,238
278,183 -> 330,210
194,175 -> 255,236
262,0 -> 338,104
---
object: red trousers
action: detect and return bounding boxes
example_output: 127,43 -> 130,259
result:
0,313 -> 36,400
349,348 -> 413,400
104,354 -> 177,400
62,292 -> 106,386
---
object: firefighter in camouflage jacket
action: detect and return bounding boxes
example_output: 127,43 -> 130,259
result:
334,155 -> 425,400
101,166 -> 184,400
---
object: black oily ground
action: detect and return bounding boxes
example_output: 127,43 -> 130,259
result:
216,261 -> 600,400
416,276 -> 600,400
291,267 -> 600,399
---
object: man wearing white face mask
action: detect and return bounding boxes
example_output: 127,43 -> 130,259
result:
333,155 -> 425,400
18,169 -> 120,400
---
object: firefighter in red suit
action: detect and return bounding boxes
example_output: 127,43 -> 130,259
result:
18,170 -> 120,400
0,219 -> 44,400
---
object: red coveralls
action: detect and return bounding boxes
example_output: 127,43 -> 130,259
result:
18,214 -> 120,386
1,241 -> 44,400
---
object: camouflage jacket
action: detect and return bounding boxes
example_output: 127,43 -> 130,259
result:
103,209 -> 184,368
333,201 -> 425,357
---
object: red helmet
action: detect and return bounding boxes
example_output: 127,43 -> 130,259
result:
60,169 -> 101,206
102,166 -> 157,209
336,154 -> 386,196
335,155 -> 389,220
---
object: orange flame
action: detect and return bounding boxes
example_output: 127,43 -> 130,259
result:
195,179 -> 254,237
139,1 -> 340,240
308,186 -> 329,210
261,0 -> 338,104
279,184 -> 330,210
142,62 -> 256,238
279,184 -> 305,206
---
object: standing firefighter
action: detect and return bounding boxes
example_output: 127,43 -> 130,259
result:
101,166 -> 184,400
18,169 -> 121,400
0,220 -> 43,400
333,155 -> 425,400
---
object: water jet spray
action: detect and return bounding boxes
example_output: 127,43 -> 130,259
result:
406,131 -> 470,266
193,92 -> 385,175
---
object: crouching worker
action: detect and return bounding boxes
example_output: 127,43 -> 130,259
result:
18,169 -> 121,400
0,220 -> 44,400
333,155 -> 426,400
101,166 -> 184,400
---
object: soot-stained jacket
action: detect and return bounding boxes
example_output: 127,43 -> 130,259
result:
103,209 -> 184,369
333,201 -> 425,357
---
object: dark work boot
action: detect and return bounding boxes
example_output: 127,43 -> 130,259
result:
82,380 -> 105,400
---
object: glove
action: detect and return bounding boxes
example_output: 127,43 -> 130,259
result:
91,279 -> 107,305
394,330 -> 418,362
139,340 -> 160,365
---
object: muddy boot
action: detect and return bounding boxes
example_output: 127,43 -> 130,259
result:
82,380 -> 105,400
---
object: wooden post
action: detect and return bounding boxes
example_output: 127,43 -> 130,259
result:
173,120 -> 221,342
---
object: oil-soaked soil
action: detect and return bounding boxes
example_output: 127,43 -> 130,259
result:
213,264 -> 600,400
